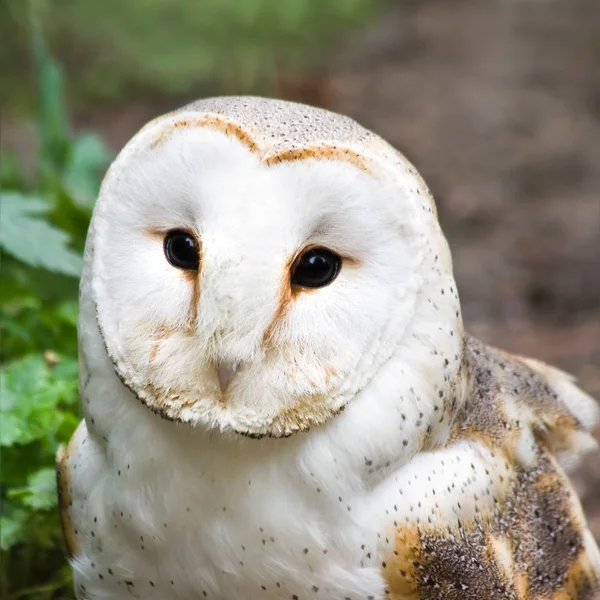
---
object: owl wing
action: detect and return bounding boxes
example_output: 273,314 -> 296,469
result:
56,419 -> 89,559
458,335 -> 600,472
384,335 -> 600,600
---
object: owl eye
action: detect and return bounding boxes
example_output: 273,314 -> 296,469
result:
164,230 -> 200,271
291,247 -> 341,289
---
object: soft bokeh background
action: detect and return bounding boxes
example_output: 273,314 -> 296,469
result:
1,0 -> 599,597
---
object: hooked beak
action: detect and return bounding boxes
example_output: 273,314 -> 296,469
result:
217,361 -> 241,394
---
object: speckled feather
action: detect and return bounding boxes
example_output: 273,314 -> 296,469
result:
58,97 -> 599,599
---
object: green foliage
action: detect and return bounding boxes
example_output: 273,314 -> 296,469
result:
0,12 -> 110,599
1,193 -> 83,276
2,0 -> 381,106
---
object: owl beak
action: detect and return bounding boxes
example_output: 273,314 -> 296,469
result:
217,361 -> 240,394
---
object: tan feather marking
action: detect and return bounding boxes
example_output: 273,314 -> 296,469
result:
265,391 -> 343,436
56,436 -> 80,558
262,144 -> 372,173
148,324 -> 174,364
552,557 -> 600,600
262,254 -> 294,348
514,571 -> 530,599
149,115 -> 371,175
188,255 -> 201,326
149,115 -> 260,153
384,524 -> 421,598
385,519 -> 518,599
450,403 -> 522,463
135,320 -> 194,366
323,364 -> 339,387
487,533 -> 517,583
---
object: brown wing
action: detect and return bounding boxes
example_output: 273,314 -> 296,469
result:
457,335 -> 600,472
384,335 -> 600,600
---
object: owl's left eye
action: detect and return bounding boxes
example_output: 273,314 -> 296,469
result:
291,247 -> 341,289
164,230 -> 200,271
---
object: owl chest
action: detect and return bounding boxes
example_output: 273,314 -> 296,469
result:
74,433 -> 387,599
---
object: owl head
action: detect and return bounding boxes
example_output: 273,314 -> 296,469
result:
83,97 -> 462,438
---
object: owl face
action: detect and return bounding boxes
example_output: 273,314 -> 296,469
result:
88,98 -> 458,437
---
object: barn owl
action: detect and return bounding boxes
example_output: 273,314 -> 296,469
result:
57,97 -> 600,600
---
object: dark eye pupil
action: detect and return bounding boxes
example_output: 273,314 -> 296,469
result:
164,230 -> 200,270
291,248 -> 341,289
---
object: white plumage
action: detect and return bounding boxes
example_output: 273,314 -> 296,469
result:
58,97 -> 600,600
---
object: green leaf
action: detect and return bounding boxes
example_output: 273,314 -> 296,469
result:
0,149 -> 24,190
0,354 -> 78,447
30,6 -> 70,172
0,191 -> 83,276
0,413 -> 26,449
0,511 -> 28,550
9,468 -> 58,511
54,301 -> 79,328
64,132 -> 110,206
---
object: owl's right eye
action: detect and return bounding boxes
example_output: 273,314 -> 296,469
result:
164,230 -> 200,271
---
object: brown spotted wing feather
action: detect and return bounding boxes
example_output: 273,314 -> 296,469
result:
385,336 -> 600,599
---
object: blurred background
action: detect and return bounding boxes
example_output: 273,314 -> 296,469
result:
1,0 -> 599,597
